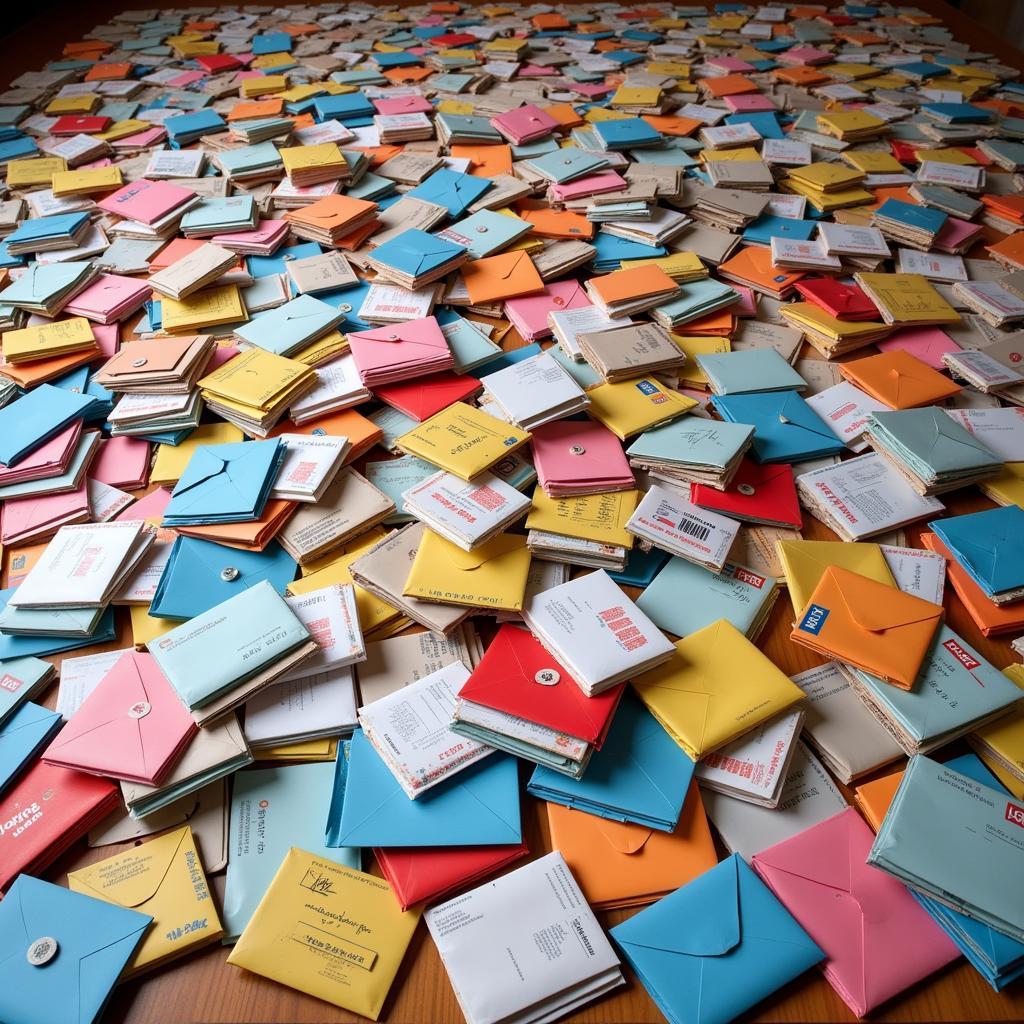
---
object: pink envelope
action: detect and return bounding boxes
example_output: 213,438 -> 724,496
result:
113,126 -> 167,149
550,171 -> 627,202
373,95 -> 433,115
782,46 -> 833,65
571,83 -> 616,98
0,421 -> 81,486
504,280 -> 592,341
167,70 -> 205,88
752,808 -> 959,1018
875,326 -> 962,370
62,274 -> 152,325
42,651 -> 197,785
1,483 -> 90,545
97,179 -> 196,225
115,486 -> 172,522
731,284 -> 759,317
490,104 -> 559,145
709,56 -> 755,73
934,216 -> 981,253
531,419 -> 634,495
724,94 -> 776,113
347,315 -> 454,387
212,219 -> 289,249
89,436 -> 151,490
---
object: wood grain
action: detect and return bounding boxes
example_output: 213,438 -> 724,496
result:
3,0 -> 1024,1022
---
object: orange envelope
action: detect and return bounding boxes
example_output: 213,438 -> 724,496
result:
839,349 -> 960,409
702,74 -> 759,97
270,408 -> 382,462
642,114 -> 702,137
853,768 -> 905,832
228,98 -> 284,121
519,206 -> 594,239
790,566 -> 943,690
586,264 -> 678,306
451,144 -> 513,178
175,499 -> 298,551
718,245 -> 805,296
462,250 -> 545,304
541,104 -> 584,130
545,784 -> 718,909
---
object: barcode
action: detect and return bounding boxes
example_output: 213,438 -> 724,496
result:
678,517 -> 711,542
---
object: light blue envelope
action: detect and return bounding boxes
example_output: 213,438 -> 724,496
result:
868,755 -> 1024,944
652,278 -> 740,327
0,601 -> 103,637
369,228 -> 467,279
713,392 -> 846,463
437,209 -> 532,259
0,657 -> 53,728
5,212 -> 89,250
233,293 -> 342,357
365,455 -> 436,523
527,691 -> 694,832
407,168 -> 491,217
0,702 -> 61,795
0,383 -> 97,466
610,854 -> 824,1024
696,348 -> 807,396
593,117 -> 662,149
325,729 -> 521,848
846,625 -> 1023,753
222,763 -> 359,943
0,261 -> 93,309
433,309 -> 502,371
931,506 -> 1024,599
179,196 -> 255,234
912,754 -> 1024,990
0,590 -> 115,661
149,580 -> 311,711
150,537 -> 297,621
639,557 -> 777,639
626,414 -> 754,471
247,241 -> 321,279
0,874 -> 151,1024
162,438 -> 284,527
525,148 -> 609,183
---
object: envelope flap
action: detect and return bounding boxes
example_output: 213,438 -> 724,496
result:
830,567 -> 941,632
437,532 -> 524,570
928,409 -> 997,460
110,337 -> 195,374
498,251 -> 529,280
73,826 -> 189,909
594,815 -> 653,854
776,392 -> 832,440
754,808 -> 854,895
170,445 -> 229,498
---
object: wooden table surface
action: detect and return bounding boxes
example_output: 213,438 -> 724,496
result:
5,0 -> 1024,1022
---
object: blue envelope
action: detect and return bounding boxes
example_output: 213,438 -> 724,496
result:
369,228 -> 467,279
608,545 -> 670,587
0,383 -> 97,466
713,392 -> 845,463
0,590 -> 115,660
610,854 -> 824,1024
593,117 -> 662,149
696,349 -> 806,395
0,874 -> 151,1024
162,438 -> 284,527
0,656 -> 54,728
527,691 -> 694,832
233,294 -> 342,357
912,754 -> 1024,990
408,168 -> 491,217
166,109 -> 226,148
743,214 -> 816,245
247,241 -> 321,279
325,730 -> 521,848
931,506 -> 1024,599
252,31 -> 292,54
0,703 -> 61,795
5,212 -> 90,250
312,92 -> 375,125
150,536 -> 297,620
591,231 -> 666,271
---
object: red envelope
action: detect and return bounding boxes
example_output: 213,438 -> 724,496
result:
89,436 -> 151,490
42,651 -> 197,786
794,278 -> 880,321
459,624 -> 623,747
0,759 -> 119,893
373,372 -> 482,421
691,459 -> 802,530
374,842 -> 530,910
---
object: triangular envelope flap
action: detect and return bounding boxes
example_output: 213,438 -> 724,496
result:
777,392 -> 832,439
927,410 -> 998,461
499,252 -> 529,279
112,337 -> 194,373
438,532 -> 524,570
458,756 -> 520,837
830,567 -> 941,633
0,705 -> 57,745
170,445 -> 229,497
754,808 -> 855,896
595,815 -> 653,854
75,826 -> 190,909
947,526 -> 1015,587
619,855 -> 742,956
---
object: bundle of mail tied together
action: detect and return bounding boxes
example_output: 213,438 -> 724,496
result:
10,4 -> 1024,1024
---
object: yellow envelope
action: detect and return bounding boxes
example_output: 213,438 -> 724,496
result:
526,487 -> 639,548
980,462 -> 1024,508
672,335 -> 730,389
776,538 -> 896,616
226,849 -> 420,1019
95,119 -> 150,142
787,162 -> 865,192
292,328 -> 348,366
67,826 -> 222,977
403,530 -> 531,612
631,619 -> 805,760
254,737 -> 339,761
702,147 -> 762,163
162,284 -> 247,333
969,665 -> 1024,793
45,94 -> 100,115
281,142 -> 345,176
198,346 -> 313,411
611,86 -> 663,107
621,252 -> 707,281
586,377 -> 697,440
151,422 -> 245,485
396,402 -> 531,481
131,603 -> 176,646
50,165 -> 123,197
2,317 -> 97,364
6,157 -> 67,188
842,151 -> 905,174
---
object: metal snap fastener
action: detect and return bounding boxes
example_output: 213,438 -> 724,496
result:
534,668 -> 560,685
564,158 -> 574,164
476,225 -> 488,232
737,483 -> 756,496
128,701 -> 151,719
27,938 -> 57,967
221,567 -> 240,582
283,253 -> 295,260
132,357 -> 147,367
339,303 -> 352,312
388,333 -> 399,340
569,444 -> 586,455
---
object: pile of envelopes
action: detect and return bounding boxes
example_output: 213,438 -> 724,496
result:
8,4 -> 1024,1024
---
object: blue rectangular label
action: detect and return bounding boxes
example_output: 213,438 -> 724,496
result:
798,604 -> 830,636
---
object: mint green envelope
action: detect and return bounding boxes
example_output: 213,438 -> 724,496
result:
0,656 -> 54,727
627,414 -> 754,470
696,348 -> 807,396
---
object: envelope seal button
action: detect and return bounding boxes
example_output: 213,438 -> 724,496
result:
534,668 -> 560,686
128,700 -> 151,719
132,358 -> 147,367
339,303 -> 352,312
737,483 -> 756,496
569,444 -> 586,456
221,567 -> 240,582
27,937 -> 58,967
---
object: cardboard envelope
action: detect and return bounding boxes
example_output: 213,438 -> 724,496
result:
547,783 -> 718,910
777,538 -> 896,616
610,854 -> 824,1024
0,875 -> 150,1024
347,316 -> 454,379
462,250 -> 545,304
840,350 -> 961,408
68,825 -> 223,977
404,530 -> 531,612
752,808 -> 958,1017
41,651 -> 196,786
459,624 -> 623,746
791,566 -> 943,690
633,620 -> 805,760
